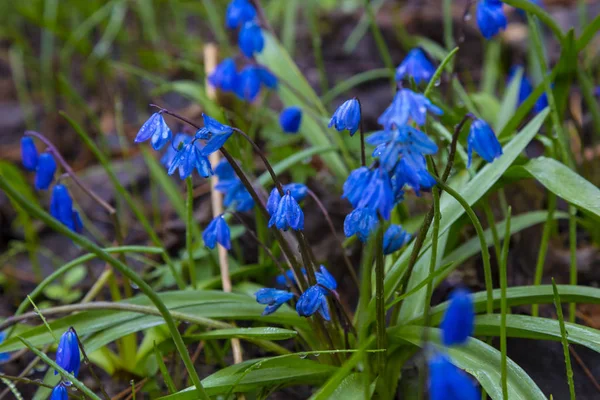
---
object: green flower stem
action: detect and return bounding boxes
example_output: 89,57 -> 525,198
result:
500,207 -> 512,400
374,223 -> 386,374
435,179 -> 494,314
363,0 -> 395,88
532,192 -> 556,317
551,279 -> 577,400
186,177 -> 197,289
0,178 -> 210,400
569,205 -> 577,323
482,200 -> 502,266
503,0 -> 565,43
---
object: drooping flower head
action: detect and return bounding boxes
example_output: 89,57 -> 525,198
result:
268,191 -> 304,231
34,153 -> 56,190
266,184 -> 308,215
368,125 -> 438,172
441,288 -> 475,346
394,151 -> 436,196
316,265 -> 337,292
234,65 -> 278,102
225,0 -> 257,29
296,285 -> 331,321
215,159 -> 254,212
167,141 -> 213,179
383,225 -> 411,254
356,167 -> 394,220
161,133 -> 192,168
507,66 -> 549,113
55,328 -> 80,377
50,383 -> 68,400
378,89 -> 443,129
203,215 -> 232,250
344,208 -> 379,242
50,185 -> 83,233
196,114 -> 234,155
476,0 -> 507,40
429,353 -> 480,400
279,106 -> 303,134
342,167 -> 372,208
255,288 -> 294,315
395,48 -> 436,85
239,21 -> 264,58
329,98 -> 361,136
209,58 -> 238,92
134,112 -> 172,150
21,136 -> 39,171
467,119 -> 503,167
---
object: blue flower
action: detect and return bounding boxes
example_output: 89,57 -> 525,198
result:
429,354 -> 480,400
225,0 -> 257,29
344,208 -> 378,242
279,106 -> 302,133
167,142 -> 213,179
268,192 -> 304,231
50,185 -> 83,233
208,58 -> 238,91
316,265 -> 337,292
342,167 -> 372,208
21,137 -> 38,171
196,114 -> 234,155
476,0 -> 507,40
296,285 -> 331,321
161,133 -> 192,167
329,98 -> 361,136
255,288 -> 294,315
266,184 -> 308,215
256,66 -> 278,89
215,159 -> 254,212
34,153 -> 56,190
356,167 -> 394,220
203,215 -> 231,250
55,328 -> 80,377
441,288 -> 475,346
0,332 -> 10,362
467,119 -> 503,167
239,21 -> 264,58
507,67 -> 549,113
394,151 -> 436,196
134,112 -> 172,150
533,91 -> 549,113
368,125 -> 438,171
50,383 -> 68,400
234,65 -> 273,102
383,225 -> 411,254
395,48 -> 436,85
378,89 -> 443,129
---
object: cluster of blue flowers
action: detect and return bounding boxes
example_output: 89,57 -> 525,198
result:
21,136 -> 83,233
429,288 -> 479,399
50,328 -> 81,399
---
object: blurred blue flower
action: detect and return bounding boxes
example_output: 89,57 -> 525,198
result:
167,142 -> 213,179
34,153 -> 56,190
507,67 -> 549,113
50,185 -> 83,233
395,48 -> 436,85
429,353 -> 480,400
393,151 -> 436,196
356,167 -> 394,220
344,208 -> 378,242
195,114 -> 234,155
239,21 -> 264,58
279,106 -> 302,133
225,0 -> 257,29
383,225 -> 411,255
378,89 -> 443,129
533,90 -> 549,113
209,58 -> 238,91
342,167 -> 372,208
203,215 -> 232,250
21,137 -> 38,171
368,125 -> 438,171
266,184 -> 308,215
134,112 -> 172,151
296,285 -> 331,321
467,119 -> 503,167
50,383 -> 68,400
215,159 -> 254,212
476,0 -> 507,40
276,268 -> 307,286
55,328 -> 80,377
441,288 -> 475,346
329,98 -> 361,136
255,288 -> 294,315
0,332 -> 10,362
234,65 -> 277,102
316,265 -> 337,292
268,192 -> 304,231
161,133 -> 192,168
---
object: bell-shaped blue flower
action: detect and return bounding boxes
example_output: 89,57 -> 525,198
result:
203,215 -> 231,250
134,112 -> 172,150
476,0 -> 507,40
467,119 -> 502,167
279,106 -> 302,134
356,167 -> 394,220
34,153 -> 56,190
55,328 -> 80,377
21,137 -> 38,171
441,288 -> 475,346
215,159 -> 254,212
266,184 -> 308,215
316,265 -> 337,292
50,185 -> 83,232
234,66 -> 262,101
239,21 -> 264,58
268,192 -> 304,231
395,48 -> 436,85
394,151 -> 436,196
161,133 -> 192,168
50,383 -> 68,400
342,167 -> 372,208
378,89 -> 443,129
429,354 -> 480,400
256,66 -> 278,89
368,125 -> 438,171
196,114 -> 234,155
296,285 -> 331,321
225,0 -> 257,29
167,142 -> 213,179
383,225 -> 411,254
209,58 -> 238,91
329,98 -> 361,136
255,288 -> 294,315
344,208 -> 378,242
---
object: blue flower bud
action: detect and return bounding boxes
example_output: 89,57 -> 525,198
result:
21,137 -> 38,171
378,89 -> 443,129
238,21 -> 264,58
395,48 -> 436,85
203,215 -> 231,250
225,0 -> 257,29
50,185 -> 81,232
344,208 -> 378,242
329,98 -> 361,136
476,0 -> 507,40
296,285 -> 331,321
467,119 -> 503,167
383,225 -> 411,254
50,383 -> 68,400
316,265 -> 337,292
441,288 -> 474,346
55,328 -> 80,377
343,167 -> 372,208
279,107 -> 302,133
34,153 -> 57,190
209,58 -> 238,91
255,288 -> 294,315
268,192 -> 304,231
429,353 -> 480,400
135,113 -> 173,150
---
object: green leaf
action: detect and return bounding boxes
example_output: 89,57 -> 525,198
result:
507,157 -> 600,219
185,327 -> 298,341
151,80 -> 222,119
495,67 -> 524,132
389,326 -> 546,400
62,265 -> 86,288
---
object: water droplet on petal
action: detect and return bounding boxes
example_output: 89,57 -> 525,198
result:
464,12 -> 472,21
